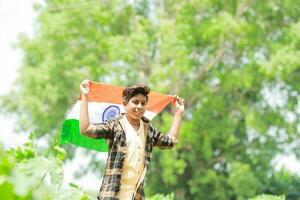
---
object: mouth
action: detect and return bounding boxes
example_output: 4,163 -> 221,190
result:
134,110 -> 143,115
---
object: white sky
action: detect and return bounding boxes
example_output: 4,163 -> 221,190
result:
0,0 -> 35,147
0,0 -> 299,193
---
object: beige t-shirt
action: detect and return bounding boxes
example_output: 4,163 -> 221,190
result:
119,116 -> 147,199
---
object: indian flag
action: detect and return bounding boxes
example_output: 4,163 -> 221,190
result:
61,82 -> 175,152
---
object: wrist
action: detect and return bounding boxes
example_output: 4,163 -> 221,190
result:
175,110 -> 183,116
81,94 -> 88,100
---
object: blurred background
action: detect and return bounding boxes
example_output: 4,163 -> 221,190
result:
1,0 -> 300,199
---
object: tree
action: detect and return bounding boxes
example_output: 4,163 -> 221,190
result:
1,0 -> 300,199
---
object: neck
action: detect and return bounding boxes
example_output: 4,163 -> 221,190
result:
125,114 -> 140,126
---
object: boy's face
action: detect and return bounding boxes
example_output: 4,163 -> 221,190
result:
124,93 -> 148,120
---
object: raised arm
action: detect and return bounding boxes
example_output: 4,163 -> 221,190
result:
79,79 -> 91,134
152,96 -> 185,149
167,95 -> 185,145
79,80 -> 115,139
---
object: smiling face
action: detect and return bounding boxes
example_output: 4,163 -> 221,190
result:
123,93 -> 148,120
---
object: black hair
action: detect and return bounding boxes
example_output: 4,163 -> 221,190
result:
122,84 -> 150,102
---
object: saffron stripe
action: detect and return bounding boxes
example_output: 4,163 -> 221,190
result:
78,82 -> 175,113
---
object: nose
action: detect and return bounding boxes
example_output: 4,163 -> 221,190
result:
137,103 -> 142,109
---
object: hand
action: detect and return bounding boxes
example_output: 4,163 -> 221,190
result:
174,95 -> 185,114
80,79 -> 90,96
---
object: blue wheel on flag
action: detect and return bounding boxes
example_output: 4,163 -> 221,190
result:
102,105 -> 120,122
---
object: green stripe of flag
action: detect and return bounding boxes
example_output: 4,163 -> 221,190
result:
61,119 -> 108,152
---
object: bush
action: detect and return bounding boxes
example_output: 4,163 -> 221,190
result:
250,194 -> 285,200
148,193 -> 174,200
0,135 -> 91,200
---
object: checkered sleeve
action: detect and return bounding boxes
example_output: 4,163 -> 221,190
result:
150,124 -> 174,149
84,119 -> 116,139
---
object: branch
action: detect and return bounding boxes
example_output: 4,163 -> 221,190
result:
189,0 -> 252,105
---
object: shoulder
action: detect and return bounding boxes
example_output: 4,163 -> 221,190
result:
141,116 -> 150,124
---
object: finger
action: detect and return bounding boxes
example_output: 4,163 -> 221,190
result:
84,80 -> 90,87
173,95 -> 178,104
83,79 -> 89,84
80,80 -> 87,86
179,98 -> 185,106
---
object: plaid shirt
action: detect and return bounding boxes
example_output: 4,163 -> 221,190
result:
85,114 -> 174,200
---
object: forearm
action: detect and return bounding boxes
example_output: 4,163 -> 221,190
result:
167,112 -> 183,145
79,95 -> 90,134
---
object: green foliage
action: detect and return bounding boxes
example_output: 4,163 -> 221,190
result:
228,162 -> 261,200
0,137 -> 91,200
250,194 -> 285,200
148,193 -> 174,200
263,169 -> 300,200
1,0 -> 300,199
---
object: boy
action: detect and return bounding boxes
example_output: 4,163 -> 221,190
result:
79,80 -> 185,200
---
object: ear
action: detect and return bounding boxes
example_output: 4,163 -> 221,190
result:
122,99 -> 127,106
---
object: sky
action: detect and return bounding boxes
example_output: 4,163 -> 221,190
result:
0,0 -> 299,192
0,0 -> 35,147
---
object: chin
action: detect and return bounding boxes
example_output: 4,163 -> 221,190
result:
127,113 -> 142,120
134,115 -> 143,119
135,113 -> 144,119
